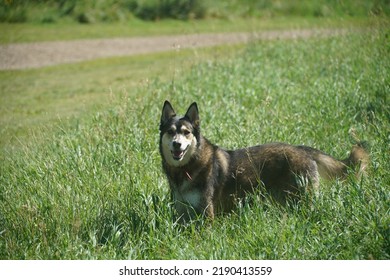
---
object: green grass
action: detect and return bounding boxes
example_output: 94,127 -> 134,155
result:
1,26 -> 389,259
0,44 -> 240,151
0,16 -> 376,44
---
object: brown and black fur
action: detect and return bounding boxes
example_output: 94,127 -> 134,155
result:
159,101 -> 369,222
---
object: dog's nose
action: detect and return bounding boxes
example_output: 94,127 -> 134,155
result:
173,141 -> 181,149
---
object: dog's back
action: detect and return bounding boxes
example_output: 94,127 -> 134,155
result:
216,142 -> 369,209
223,143 -> 320,202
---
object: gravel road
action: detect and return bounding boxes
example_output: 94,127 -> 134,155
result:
0,28 -> 349,70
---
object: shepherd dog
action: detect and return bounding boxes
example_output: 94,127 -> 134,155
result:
159,100 -> 369,223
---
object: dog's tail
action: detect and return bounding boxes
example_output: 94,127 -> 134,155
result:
311,142 -> 369,180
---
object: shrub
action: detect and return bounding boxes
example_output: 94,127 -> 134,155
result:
131,0 -> 206,20
0,0 -> 27,23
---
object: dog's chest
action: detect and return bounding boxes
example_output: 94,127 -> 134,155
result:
172,179 -> 201,209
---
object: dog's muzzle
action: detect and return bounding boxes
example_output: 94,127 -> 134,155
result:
171,146 -> 188,161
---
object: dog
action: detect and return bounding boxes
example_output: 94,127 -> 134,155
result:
159,100 -> 369,222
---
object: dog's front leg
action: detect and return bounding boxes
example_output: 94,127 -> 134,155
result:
203,199 -> 215,221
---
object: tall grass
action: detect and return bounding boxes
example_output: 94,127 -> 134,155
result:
1,28 -> 389,259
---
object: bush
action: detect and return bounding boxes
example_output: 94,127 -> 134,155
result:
131,0 -> 206,21
0,0 -> 388,23
0,0 -> 27,23
0,0 -> 207,23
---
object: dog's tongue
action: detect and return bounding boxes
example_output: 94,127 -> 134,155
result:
173,150 -> 183,158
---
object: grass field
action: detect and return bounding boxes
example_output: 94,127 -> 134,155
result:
1,21 -> 389,258
0,16 -> 373,44
0,45 -> 241,151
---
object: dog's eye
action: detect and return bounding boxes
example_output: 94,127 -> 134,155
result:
182,129 -> 191,136
167,129 -> 175,135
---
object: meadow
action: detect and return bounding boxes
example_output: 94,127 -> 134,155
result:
1,21 -> 389,258
0,16 -> 372,44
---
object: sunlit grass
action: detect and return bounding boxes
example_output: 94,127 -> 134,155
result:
0,44 -> 242,151
0,16 -> 376,44
0,28 -> 388,259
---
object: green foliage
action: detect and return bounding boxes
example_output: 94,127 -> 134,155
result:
0,0 -> 388,23
131,0 -> 206,20
208,0 -> 390,18
0,0 -> 206,23
1,29 -> 389,259
0,0 -> 27,22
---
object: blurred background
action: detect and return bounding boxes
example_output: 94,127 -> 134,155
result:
1,0 -> 389,24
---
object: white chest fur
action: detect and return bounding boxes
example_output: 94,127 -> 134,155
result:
173,182 -> 201,215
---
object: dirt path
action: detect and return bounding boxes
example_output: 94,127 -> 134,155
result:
0,28 -> 349,70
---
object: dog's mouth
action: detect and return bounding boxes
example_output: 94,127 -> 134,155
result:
171,147 -> 188,161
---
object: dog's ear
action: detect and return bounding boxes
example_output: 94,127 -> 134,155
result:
185,102 -> 200,127
161,100 -> 176,125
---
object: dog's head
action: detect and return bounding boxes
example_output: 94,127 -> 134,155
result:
159,101 -> 200,167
